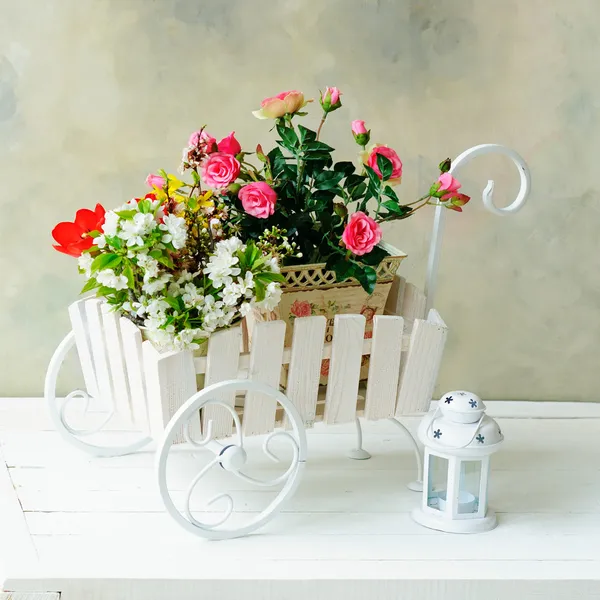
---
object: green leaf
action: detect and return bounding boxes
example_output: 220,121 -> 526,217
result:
353,264 -> 378,294
149,249 -> 162,260
123,264 -> 135,288
357,245 -> 387,266
304,140 -> 335,153
191,170 -> 201,184
376,154 -> 393,181
97,285 -> 117,296
91,253 -> 121,272
115,210 -> 137,219
276,124 -> 299,153
80,277 -> 98,294
333,161 -> 356,177
164,296 -> 182,311
267,147 -> 287,178
383,187 -> 400,203
382,201 -> 412,217
254,279 -> 266,302
157,253 -> 174,269
106,235 -> 123,250
330,258 -> 356,282
254,271 -> 285,284
138,199 -> 152,214
297,125 -> 317,144
349,182 -> 367,201
314,170 -> 345,190
304,151 -> 331,161
188,196 -> 198,211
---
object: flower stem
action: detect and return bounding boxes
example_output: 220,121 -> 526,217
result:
316,113 -> 327,140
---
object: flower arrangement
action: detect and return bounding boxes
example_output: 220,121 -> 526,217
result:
52,86 -> 469,350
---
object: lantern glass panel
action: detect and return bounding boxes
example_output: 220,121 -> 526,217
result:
457,460 -> 482,514
426,454 -> 449,511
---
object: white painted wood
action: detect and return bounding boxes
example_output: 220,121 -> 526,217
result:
67,299 -> 98,397
395,310 -> 448,416
400,281 -> 426,330
0,595 -> 60,600
242,320 -> 286,435
364,315 -> 404,420
285,316 -> 327,427
119,318 -> 149,428
384,274 -> 405,316
142,342 -> 198,443
324,315 -> 366,424
3,400 -> 600,599
100,304 -> 132,422
83,299 -> 113,410
0,449 -> 37,589
202,326 -> 242,438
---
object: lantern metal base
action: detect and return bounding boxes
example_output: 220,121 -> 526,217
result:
411,507 -> 498,533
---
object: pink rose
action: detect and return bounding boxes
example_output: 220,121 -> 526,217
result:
437,172 -> 461,197
145,173 -> 165,188
188,129 -> 217,153
252,90 -> 309,119
238,182 -> 277,219
201,152 -> 241,189
217,131 -> 242,155
342,211 -> 382,256
320,87 -> 342,112
366,145 -> 403,184
351,120 -> 368,135
290,300 -> 312,318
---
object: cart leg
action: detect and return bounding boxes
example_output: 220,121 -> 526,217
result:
347,417 -> 372,460
389,417 -> 423,491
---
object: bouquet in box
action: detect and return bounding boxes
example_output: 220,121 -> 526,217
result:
52,86 -> 469,350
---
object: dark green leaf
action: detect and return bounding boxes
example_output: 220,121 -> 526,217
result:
382,201 -> 412,217
315,170 -> 345,190
164,296 -> 182,311
358,245 -> 387,266
353,264 -> 378,294
376,154 -> 393,181
383,186 -> 400,203
91,253 -> 121,272
349,182 -> 367,201
331,258 -> 356,282
304,141 -> 335,153
297,125 -> 317,144
333,161 -> 356,177
276,124 -> 299,152
304,151 -> 331,161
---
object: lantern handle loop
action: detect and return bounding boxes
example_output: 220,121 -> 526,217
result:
425,144 -> 531,312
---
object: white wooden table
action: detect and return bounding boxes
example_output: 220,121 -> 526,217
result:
1,398 -> 600,600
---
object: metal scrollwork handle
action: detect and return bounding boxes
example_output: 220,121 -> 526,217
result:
425,144 -> 531,311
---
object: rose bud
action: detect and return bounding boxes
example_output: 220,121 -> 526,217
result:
320,87 -> 342,113
351,120 -> 371,147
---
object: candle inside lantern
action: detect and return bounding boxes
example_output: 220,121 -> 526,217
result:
436,490 -> 478,513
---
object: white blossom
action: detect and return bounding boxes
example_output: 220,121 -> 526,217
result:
159,214 -> 187,249
102,211 -> 120,237
182,283 -> 205,309
142,273 -> 172,295
240,302 -> 253,317
256,281 -> 282,312
77,253 -> 93,278
119,213 -> 157,247
136,254 -> 160,279
94,235 -> 107,249
96,268 -> 128,291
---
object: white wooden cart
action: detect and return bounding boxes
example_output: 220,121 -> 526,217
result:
44,144 -> 530,540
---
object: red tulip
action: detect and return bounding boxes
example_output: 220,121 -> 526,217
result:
52,204 -> 106,257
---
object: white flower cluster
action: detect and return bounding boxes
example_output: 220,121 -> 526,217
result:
119,236 -> 283,352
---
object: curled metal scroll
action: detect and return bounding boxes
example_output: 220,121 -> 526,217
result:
425,144 -> 531,312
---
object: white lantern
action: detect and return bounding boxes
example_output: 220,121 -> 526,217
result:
411,390 -> 503,533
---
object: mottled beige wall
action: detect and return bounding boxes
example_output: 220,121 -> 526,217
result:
1,0 -> 598,400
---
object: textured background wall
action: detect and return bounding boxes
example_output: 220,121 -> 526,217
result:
1,0 -> 598,400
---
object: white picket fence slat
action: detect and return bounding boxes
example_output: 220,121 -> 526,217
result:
143,343 -> 199,443
285,316 -> 327,428
68,300 -> 98,399
324,314 -> 366,425
395,309 -> 448,416
202,326 -> 242,438
119,318 -> 149,428
101,304 -> 133,422
242,320 -> 286,436
84,299 -> 114,411
364,315 -> 404,420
